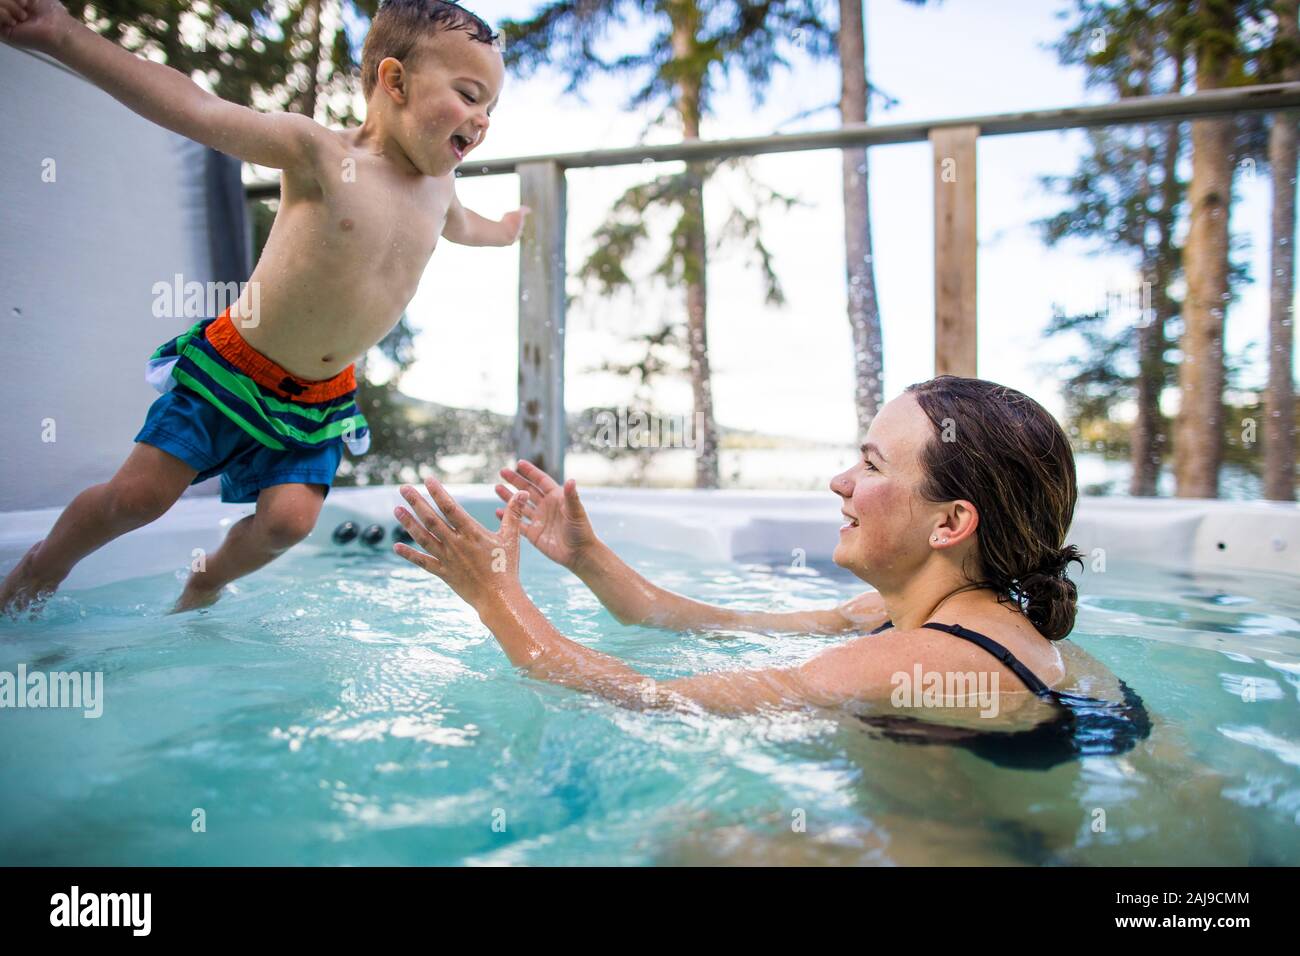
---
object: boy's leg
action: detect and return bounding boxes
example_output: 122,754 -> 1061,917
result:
173,482 -> 326,612
0,443 -> 199,614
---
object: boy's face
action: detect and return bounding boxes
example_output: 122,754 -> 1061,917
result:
394,31 -> 504,177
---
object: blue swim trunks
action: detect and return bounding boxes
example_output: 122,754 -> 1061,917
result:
134,309 -> 370,504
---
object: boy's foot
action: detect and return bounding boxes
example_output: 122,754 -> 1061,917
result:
0,541 -> 64,618
170,583 -> 224,614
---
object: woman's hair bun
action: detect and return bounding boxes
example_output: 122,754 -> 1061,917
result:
1017,545 -> 1085,640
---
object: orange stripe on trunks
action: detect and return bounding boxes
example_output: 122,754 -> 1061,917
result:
204,307 -> 358,403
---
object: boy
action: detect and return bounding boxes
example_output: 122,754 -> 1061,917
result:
0,0 -> 526,613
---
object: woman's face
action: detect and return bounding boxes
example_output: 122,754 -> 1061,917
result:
829,393 -> 943,585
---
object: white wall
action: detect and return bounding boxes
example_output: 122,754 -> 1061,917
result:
0,44 -> 219,511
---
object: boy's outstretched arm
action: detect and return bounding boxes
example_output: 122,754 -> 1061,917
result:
443,192 -> 530,247
1,0 -> 326,173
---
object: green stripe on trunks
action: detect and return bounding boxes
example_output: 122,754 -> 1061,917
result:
149,318 -> 206,362
177,350 -> 368,448
185,346 -> 361,422
172,368 -> 288,451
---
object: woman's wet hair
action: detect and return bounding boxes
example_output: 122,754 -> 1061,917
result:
904,375 -> 1084,641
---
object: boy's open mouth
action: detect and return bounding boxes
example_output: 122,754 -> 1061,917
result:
450,134 -> 472,159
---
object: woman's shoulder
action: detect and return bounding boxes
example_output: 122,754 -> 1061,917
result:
936,607 -> 1128,702
873,605 -> 1068,695
1053,637 -> 1126,701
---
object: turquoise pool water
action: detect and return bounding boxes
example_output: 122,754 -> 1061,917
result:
2,511 -> 1299,865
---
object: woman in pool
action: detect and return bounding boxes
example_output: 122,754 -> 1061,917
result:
392,375 -> 1147,750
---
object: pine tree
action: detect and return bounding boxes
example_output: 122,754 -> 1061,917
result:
1042,0 -> 1191,496
499,0 -> 838,488
1263,0 -> 1298,500
840,0 -> 883,441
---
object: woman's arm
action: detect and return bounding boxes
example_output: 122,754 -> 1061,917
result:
394,479 -> 671,706
496,460 -> 886,636
393,477 -> 901,716
474,582 -> 819,715
571,538 -> 885,634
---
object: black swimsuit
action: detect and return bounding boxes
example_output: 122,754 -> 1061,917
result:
858,620 -> 1152,771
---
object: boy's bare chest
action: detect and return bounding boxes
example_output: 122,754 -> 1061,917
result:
315,175 -> 447,269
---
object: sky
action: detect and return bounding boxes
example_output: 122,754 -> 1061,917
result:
376,0 -> 1294,445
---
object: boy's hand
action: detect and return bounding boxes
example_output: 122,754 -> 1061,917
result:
499,206 -> 531,244
1,0 -> 73,54
442,200 -> 532,247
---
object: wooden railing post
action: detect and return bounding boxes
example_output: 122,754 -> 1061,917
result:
930,124 -> 979,377
514,160 -> 567,481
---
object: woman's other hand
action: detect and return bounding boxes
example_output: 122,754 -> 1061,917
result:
494,459 -> 599,572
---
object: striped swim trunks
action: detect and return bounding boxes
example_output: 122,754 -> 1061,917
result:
135,308 -> 370,503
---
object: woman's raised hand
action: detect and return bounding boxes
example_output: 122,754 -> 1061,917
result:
393,476 -> 530,610
495,460 -> 598,571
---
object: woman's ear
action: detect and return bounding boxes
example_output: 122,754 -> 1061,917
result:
930,500 -> 979,550
378,56 -> 408,103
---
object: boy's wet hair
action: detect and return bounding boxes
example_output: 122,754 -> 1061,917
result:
361,0 -> 498,98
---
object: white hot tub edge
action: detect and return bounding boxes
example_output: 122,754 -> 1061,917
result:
1,486 -> 1298,592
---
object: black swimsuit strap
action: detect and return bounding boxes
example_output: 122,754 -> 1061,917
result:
869,620 -> 1053,696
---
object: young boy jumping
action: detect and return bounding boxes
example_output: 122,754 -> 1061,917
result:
0,0 -> 525,614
